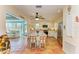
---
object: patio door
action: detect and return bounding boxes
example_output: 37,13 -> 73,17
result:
6,13 -> 27,39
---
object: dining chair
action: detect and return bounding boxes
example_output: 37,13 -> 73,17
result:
40,36 -> 46,48
30,36 -> 36,49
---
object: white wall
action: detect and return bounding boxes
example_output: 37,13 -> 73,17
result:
0,6 -> 6,36
63,5 -> 79,54
71,6 -> 79,53
0,6 -> 28,36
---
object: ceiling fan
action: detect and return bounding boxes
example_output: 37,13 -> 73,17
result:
30,12 -> 45,20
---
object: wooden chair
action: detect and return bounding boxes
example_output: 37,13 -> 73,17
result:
30,36 -> 36,49
40,36 -> 46,48
27,36 -> 31,48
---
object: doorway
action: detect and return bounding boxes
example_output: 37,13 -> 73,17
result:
6,13 -> 27,53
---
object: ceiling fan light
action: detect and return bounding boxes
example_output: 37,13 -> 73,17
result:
35,18 -> 39,20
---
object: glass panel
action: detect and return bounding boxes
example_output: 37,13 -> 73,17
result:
6,13 -> 28,40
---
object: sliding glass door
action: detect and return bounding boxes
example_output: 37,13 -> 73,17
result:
6,13 -> 27,39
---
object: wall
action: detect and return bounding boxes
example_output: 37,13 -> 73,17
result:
63,5 -> 79,54
0,6 -> 7,35
0,5 -> 27,36
71,6 -> 79,53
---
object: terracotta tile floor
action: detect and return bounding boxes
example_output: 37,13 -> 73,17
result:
15,37 -> 64,54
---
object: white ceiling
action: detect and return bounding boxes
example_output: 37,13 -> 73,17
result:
15,5 -> 65,21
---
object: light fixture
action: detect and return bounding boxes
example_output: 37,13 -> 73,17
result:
31,28 -> 34,30
67,5 -> 71,15
35,12 -> 39,20
35,18 -> 39,20
51,28 -> 54,30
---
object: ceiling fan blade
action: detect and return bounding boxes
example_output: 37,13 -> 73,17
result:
39,16 -> 45,19
30,12 -> 45,20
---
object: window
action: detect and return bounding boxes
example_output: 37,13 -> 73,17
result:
35,23 -> 40,29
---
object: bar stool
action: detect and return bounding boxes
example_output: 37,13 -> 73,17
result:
30,36 -> 36,49
27,36 -> 31,48
36,35 -> 40,48
40,36 -> 46,48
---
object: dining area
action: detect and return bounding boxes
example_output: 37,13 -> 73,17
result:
15,32 -> 64,54
27,30 -> 47,49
